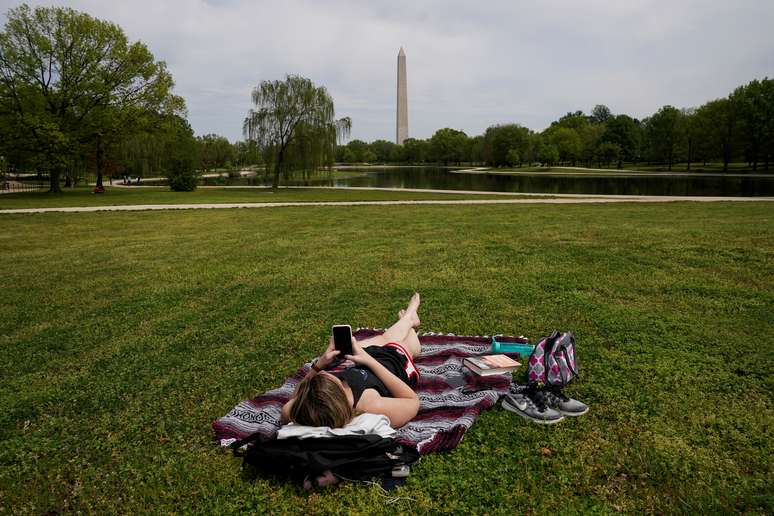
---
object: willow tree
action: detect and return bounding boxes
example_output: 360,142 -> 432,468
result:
243,75 -> 350,189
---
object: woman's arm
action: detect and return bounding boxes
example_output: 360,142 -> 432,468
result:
280,398 -> 294,424
359,352 -> 418,401
346,338 -> 420,427
359,393 -> 419,428
280,338 -> 341,424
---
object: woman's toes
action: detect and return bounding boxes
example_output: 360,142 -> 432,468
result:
407,292 -> 420,313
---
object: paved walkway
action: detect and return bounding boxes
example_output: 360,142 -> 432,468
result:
2,194 -> 772,214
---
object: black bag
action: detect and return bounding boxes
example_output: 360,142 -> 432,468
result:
231,433 -> 420,484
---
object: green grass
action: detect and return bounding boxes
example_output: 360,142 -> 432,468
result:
1,202 -> 772,514
0,186 -> 536,210
204,169 -> 367,183
618,162 -> 769,173
305,169 -> 365,179
455,166 -> 549,174
476,163 -> 773,175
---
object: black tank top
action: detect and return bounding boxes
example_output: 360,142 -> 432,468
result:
331,345 -> 413,407
332,366 -> 389,406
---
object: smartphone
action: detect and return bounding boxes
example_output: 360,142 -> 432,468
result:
332,325 -> 353,357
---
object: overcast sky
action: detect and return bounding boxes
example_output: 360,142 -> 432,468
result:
2,0 -> 773,142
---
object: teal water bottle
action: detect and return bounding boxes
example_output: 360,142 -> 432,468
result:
491,337 -> 534,357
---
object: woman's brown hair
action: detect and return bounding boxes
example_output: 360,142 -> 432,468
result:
289,373 -> 354,428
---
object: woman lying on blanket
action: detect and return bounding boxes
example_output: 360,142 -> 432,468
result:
281,293 -> 422,429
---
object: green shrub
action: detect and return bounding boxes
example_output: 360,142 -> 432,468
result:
162,116 -> 200,191
167,164 -> 199,191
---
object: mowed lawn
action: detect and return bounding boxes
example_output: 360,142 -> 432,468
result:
1,202 -> 772,514
0,186 -> 535,210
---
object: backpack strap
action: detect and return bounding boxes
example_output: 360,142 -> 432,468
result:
229,431 -> 266,456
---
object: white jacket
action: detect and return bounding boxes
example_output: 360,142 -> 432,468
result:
276,413 -> 396,440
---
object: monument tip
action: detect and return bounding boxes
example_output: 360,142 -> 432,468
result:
398,46 -> 405,56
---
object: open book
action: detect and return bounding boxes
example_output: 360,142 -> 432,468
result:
463,354 -> 521,376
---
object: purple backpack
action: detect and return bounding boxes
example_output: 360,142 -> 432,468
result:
528,331 -> 579,387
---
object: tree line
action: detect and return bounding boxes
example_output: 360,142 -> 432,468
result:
0,4 -> 266,192
338,78 -> 774,172
2,3 -> 771,197
0,5 -> 344,193
0,4 -> 199,191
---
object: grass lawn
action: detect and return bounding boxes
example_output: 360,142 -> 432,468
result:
618,162 -> 770,173
295,169 -> 365,180
473,163 -> 773,175
454,166 -> 549,174
465,166 -> 672,176
199,168 -> 367,185
0,186 -> 537,210
1,202 -> 772,513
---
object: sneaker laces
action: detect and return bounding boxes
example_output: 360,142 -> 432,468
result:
508,384 -> 550,412
528,389 -> 549,412
546,387 -> 569,403
508,383 -> 528,395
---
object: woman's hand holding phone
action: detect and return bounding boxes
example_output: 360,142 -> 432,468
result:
344,338 -> 375,367
317,338 -> 341,369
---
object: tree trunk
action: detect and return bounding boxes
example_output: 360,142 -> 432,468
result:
49,168 -> 62,193
272,155 -> 282,190
96,136 -> 105,188
723,143 -> 730,172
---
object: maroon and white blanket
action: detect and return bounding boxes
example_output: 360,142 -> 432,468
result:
212,330 -> 528,454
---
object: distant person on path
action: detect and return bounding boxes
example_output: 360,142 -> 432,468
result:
281,293 -> 422,429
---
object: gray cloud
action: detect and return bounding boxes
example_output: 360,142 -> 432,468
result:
2,0 -> 773,142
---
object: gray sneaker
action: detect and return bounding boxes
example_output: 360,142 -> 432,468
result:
502,391 -> 565,425
544,388 -> 589,417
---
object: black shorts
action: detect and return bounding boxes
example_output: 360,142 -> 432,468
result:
364,342 -> 419,389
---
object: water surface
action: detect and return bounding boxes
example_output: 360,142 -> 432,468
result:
202,167 -> 774,197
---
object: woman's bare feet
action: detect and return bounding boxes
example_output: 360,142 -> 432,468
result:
407,292 -> 420,313
399,293 -> 421,328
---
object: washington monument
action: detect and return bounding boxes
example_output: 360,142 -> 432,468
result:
396,47 -> 408,145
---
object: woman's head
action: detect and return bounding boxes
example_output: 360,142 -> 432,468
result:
289,372 -> 353,428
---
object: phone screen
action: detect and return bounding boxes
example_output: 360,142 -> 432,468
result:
332,325 -> 353,356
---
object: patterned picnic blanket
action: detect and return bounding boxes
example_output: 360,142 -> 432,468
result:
212,329 -> 528,454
